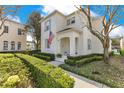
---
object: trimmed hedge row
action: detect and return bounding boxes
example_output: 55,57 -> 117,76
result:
76,56 -> 103,67
33,54 -> 51,61
35,52 -> 55,61
0,50 -> 41,55
120,48 -> 124,56
15,54 -> 74,88
67,53 -> 103,61
65,55 -> 103,67
0,56 -> 31,88
0,53 -> 15,58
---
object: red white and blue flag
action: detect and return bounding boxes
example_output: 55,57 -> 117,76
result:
48,31 -> 54,45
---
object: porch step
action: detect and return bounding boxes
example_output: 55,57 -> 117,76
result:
55,56 -> 67,62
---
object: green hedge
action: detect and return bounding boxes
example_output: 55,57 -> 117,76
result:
37,52 -> 55,61
0,54 -> 14,58
56,54 -> 62,58
76,56 -> 103,67
67,53 -> 103,61
65,56 -> 103,67
120,48 -> 124,56
33,54 -> 51,61
0,57 -> 31,88
15,54 -> 74,88
24,50 -> 41,55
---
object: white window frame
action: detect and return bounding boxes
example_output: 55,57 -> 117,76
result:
18,42 -> 21,50
45,39 -> 50,49
44,20 -> 51,31
4,26 -> 9,33
11,41 -> 15,50
3,41 -> 8,50
88,39 -> 91,50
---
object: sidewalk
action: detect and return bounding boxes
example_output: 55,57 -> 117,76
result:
49,61 -> 109,88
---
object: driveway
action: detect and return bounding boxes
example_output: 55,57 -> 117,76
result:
49,61 -> 108,88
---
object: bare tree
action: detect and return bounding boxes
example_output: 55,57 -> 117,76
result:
0,5 -> 20,36
76,5 -> 123,63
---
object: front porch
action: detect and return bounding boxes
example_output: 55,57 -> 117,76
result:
57,28 -> 81,56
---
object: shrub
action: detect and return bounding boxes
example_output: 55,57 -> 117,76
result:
3,75 -> 20,88
0,54 -> 14,58
0,57 -> 31,88
65,56 -> 103,67
24,50 -> 41,55
67,53 -> 103,61
15,53 -> 74,88
56,54 -> 62,58
33,54 -> 51,61
65,59 -> 76,66
38,52 -> 55,61
76,56 -> 103,67
120,48 -> 124,56
109,51 -> 114,56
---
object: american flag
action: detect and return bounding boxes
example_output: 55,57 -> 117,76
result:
48,31 -> 54,45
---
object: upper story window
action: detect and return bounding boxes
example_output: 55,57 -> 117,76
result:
67,16 -> 75,25
87,39 -> 91,50
18,28 -> 23,35
44,20 -> 51,31
4,26 -> 9,33
3,41 -> 8,50
71,17 -> 75,24
11,41 -> 15,50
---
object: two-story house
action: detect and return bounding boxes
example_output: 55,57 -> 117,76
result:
40,10 -> 106,56
0,19 -> 26,52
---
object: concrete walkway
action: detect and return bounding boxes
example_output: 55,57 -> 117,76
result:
49,61 -> 109,88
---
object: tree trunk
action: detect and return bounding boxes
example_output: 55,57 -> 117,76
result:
103,47 -> 109,64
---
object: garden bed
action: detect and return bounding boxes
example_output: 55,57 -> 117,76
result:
60,59 -> 124,88
0,54 -> 32,88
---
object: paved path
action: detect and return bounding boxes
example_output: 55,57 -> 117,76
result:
50,61 -> 109,88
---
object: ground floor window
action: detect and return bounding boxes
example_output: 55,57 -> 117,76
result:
18,42 -> 21,50
3,41 -> 8,50
87,39 -> 91,50
11,41 -> 15,50
45,39 -> 50,49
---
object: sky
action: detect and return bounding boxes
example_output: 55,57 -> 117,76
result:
7,5 -> 124,38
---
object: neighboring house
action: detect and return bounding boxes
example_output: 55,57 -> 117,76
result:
40,10 -> 110,56
110,36 -> 123,53
0,20 -> 26,52
26,30 -> 35,50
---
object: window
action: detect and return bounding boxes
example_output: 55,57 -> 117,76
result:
18,28 -> 22,35
11,41 -> 15,50
67,17 -> 75,25
3,41 -> 8,50
67,19 -> 70,25
45,20 -> 51,31
71,17 -> 75,24
4,26 -> 8,33
88,39 -> 91,50
18,42 -> 21,50
45,39 -> 50,49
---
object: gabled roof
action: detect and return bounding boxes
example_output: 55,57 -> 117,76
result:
40,10 -> 65,22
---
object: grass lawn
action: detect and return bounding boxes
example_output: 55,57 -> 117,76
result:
60,56 -> 124,88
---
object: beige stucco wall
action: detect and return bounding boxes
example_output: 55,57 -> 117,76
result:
41,11 -> 104,56
0,20 -> 26,51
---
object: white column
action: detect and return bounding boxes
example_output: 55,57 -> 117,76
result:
70,37 -> 75,56
57,39 -> 61,54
